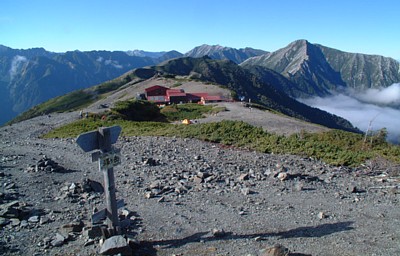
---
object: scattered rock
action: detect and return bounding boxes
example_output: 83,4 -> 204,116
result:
99,235 -> 132,255
1,115 -> 399,256
62,220 -> 85,233
238,173 -> 249,181
294,182 -> 304,191
241,187 -> 252,195
212,228 -> 226,237
277,172 -> 288,181
142,157 -> 158,166
262,244 -> 290,256
144,192 -> 155,199
0,217 -> 10,226
83,178 -> 104,193
317,211 -> 327,219
83,225 -> 104,239
51,233 -> 68,247
30,156 -> 66,173
28,215 -> 40,223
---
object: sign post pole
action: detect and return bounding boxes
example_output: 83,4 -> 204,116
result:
76,125 -> 123,236
98,127 -> 120,235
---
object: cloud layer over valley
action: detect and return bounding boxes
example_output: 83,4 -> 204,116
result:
299,83 -> 400,144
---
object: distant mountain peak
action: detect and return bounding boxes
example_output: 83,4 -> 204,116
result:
185,44 -> 267,64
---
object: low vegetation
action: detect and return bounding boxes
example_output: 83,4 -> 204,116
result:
111,100 -> 166,121
43,116 -> 400,167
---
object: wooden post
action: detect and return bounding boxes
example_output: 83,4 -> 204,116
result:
98,127 -> 120,235
76,125 -> 122,236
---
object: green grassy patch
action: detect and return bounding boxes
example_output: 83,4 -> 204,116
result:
43,119 -> 400,167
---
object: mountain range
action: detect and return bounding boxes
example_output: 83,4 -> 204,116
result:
241,40 -> 400,98
1,40 -> 399,127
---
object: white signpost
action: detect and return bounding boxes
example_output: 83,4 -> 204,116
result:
76,126 -> 123,236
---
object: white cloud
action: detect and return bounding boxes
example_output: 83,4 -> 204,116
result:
112,63 -> 123,69
350,83 -> 400,106
9,55 -> 28,79
104,59 -> 123,69
299,85 -> 400,144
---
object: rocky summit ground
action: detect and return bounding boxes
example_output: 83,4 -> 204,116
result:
0,104 -> 399,256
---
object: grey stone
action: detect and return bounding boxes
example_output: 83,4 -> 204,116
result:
85,179 -> 104,193
0,217 -> 10,226
238,173 -> 249,181
40,216 -> 50,225
20,220 -> 29,228
84,239 -> 96,247
0,200 -> 19,217
83,225 -> 104,239
99,235 -> 132,255
241,187 -> 252,195
277,172 -> 288,181
212,228 -> 226,237
317,211 -> 327,219
62,220 -> 84,233
144,192 -> 155,199
28,215 -> 40,223
51,233 -> 67,247
10,218 -> 20,226
262,244 -> 290,256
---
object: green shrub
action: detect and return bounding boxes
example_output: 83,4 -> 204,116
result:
111,100 -> 166,122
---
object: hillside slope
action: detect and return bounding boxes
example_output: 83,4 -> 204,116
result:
132,57 -> 358,132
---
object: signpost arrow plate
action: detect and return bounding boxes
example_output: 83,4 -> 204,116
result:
76,126 -> 121,152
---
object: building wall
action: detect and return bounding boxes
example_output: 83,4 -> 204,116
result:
146,87 -> 168,97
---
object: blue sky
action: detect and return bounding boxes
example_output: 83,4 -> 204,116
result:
1,0 -> 399,59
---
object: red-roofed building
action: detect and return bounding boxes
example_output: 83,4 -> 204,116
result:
185,93 -> 205,103
144,85 -> 225,105
145,85 -> 169,103
166,89 -> 187,103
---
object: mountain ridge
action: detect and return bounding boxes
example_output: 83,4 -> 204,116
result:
0,44 -> 267,125
123,56 -> 359,133
184,44 -> 268,64
241,39 -> 400,98
2,40 -> 400,125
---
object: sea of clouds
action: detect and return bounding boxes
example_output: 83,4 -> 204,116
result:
299,83 -> 400,144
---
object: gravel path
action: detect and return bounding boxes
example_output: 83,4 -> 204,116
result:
197,102 -> 328,136
0,108 -> 399,255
